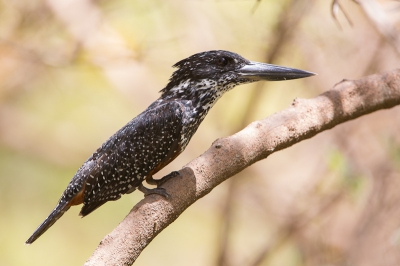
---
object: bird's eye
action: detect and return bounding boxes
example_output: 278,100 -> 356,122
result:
217,57 -> 229,67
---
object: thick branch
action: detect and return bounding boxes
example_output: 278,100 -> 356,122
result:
85,69 -> 400,265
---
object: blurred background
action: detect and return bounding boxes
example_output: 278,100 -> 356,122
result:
1,0 -> 400,265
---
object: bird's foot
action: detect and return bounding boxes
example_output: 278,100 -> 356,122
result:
147,171 -> 181,187
157,171 -> 181,187
138,183 -> 170,199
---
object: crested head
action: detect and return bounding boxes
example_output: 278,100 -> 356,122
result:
160,50 -> 315,100
160,50 -> 252,96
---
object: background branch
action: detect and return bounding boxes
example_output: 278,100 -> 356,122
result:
85,69 -> 400,265
217,1 -> 314,263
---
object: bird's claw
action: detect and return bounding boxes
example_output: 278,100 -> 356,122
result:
146,171 -> 181,187
156,171 -> 181,187
138,183 -> 170,199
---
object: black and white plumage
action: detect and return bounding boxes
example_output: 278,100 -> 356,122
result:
26,50 -> 315,244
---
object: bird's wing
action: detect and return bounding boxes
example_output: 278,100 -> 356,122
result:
77,100 -> 185,216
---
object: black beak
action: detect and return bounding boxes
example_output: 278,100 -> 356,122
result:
238,61 -> 316,81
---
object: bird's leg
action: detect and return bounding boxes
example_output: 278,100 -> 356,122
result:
147,171 -> 181,187
138,183 -> 170,199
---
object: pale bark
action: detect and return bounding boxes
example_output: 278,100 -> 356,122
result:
85,69 -> 400,265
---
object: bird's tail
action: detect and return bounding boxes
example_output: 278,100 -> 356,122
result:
25,201 -> 70,244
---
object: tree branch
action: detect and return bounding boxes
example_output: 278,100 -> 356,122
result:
85,69 -> 400,265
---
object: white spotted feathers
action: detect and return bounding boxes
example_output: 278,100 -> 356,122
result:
28,50 -> 297,244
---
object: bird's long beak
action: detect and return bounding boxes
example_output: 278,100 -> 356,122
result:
238,61 -> 316,81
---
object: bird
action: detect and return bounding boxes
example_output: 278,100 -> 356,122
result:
26,50 -> 315,244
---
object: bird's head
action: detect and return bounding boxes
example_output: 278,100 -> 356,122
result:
160,50 -> 315,100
